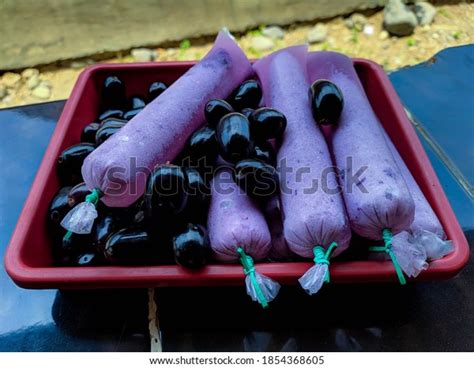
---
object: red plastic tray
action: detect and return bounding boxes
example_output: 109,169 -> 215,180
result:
4,60 -> 470,289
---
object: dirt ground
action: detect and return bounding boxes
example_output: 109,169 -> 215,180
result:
0,3 -> 472,109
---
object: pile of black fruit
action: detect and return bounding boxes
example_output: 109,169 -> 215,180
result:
49,76 -> 286,269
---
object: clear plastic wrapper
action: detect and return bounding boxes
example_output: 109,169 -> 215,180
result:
245,270 -> 281,307
60,201 -> 98,234
298,263 -> 328,295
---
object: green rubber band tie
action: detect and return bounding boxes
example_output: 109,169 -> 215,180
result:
85,188 -> 101,206
237,247 -> 268,309
63,188 -> 102,241
368,228 -> 407,285
313,242 -> 338,283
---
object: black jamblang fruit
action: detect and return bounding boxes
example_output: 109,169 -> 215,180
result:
60,230 -> 94,259
95,119 -> 126,145
94,215 -> 117,252
104,228 -> 153,265
102,76 -> 127,110
309,80 -> 344,126
123,96 -> 146,120
48,186 -> 73,226
173,223 -> 210,268
76,252 -> 101,266
67,182 -> 90,207
250,107 -> 287,141
216,113 -> 252,164
148,81 -> 168,102
145,164 -> 188,217
95,126 -> 122,146
99,117 -> 127,129
204,99 -> 234,128
81,122 -> 100,144
98,109 -> 124,122
57,143 -> 95,185
185,126 -> 219,168
240,107 -> 254,119
228,80 -> 262,110
182,168 -> 210,223
123,108 -> 143,121
129,95 -> 146,110
233,159 -> 279,198
250,141 -> 276,166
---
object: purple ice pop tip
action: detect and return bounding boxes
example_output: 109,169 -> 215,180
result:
82,30 -> 253,207
254,46 -> 351,259
381,128 -> 453,261
207,167 -> 272,262
307,51 -> 415,240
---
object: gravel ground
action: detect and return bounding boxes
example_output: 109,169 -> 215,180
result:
0,3 -> 472,109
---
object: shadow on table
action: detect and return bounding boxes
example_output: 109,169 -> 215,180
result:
0,289 -> 149,352
156,239 -> 473,352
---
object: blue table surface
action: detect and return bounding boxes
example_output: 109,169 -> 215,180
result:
0,45 -> 473,352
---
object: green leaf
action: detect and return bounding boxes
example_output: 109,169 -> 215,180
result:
179,39 -> 191,50
406,38 -> 417,47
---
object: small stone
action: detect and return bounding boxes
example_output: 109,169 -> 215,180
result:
1,72 -> 21,89
363,24 -> 374,35
345,13 -> 368,31
69,60 -> 88,69
379,30 -> 390,40
32,82 -> 51,99
383,0 -> 418,37
21,68 -> 39,80
307,24 -> 328,44
131,48 -> 157,62
26,74 -> 40,90
0,84 -> 7,100
2,94 -> 12,104
262,26 -> 285,40
414,2 -> 436,26
250,36 -> 275,52
432,32 -> 440,39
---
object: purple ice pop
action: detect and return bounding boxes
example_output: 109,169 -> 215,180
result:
82,30 -> 252,208
254,46 -> 351,295
207,167 -> 280,307
381,129 -> 453,262
208,167 -> 272,261
307,51 -> 421,281
307,51 -> 415,238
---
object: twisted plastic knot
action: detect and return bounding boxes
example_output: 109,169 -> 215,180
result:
382,228 -> 393,248
238,247 -> 256,276
85,188 -> 101,206
313,242 -> 338,283
369,228 -> 407,285
237,247 -> 268,308
313,247 -> 329,265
